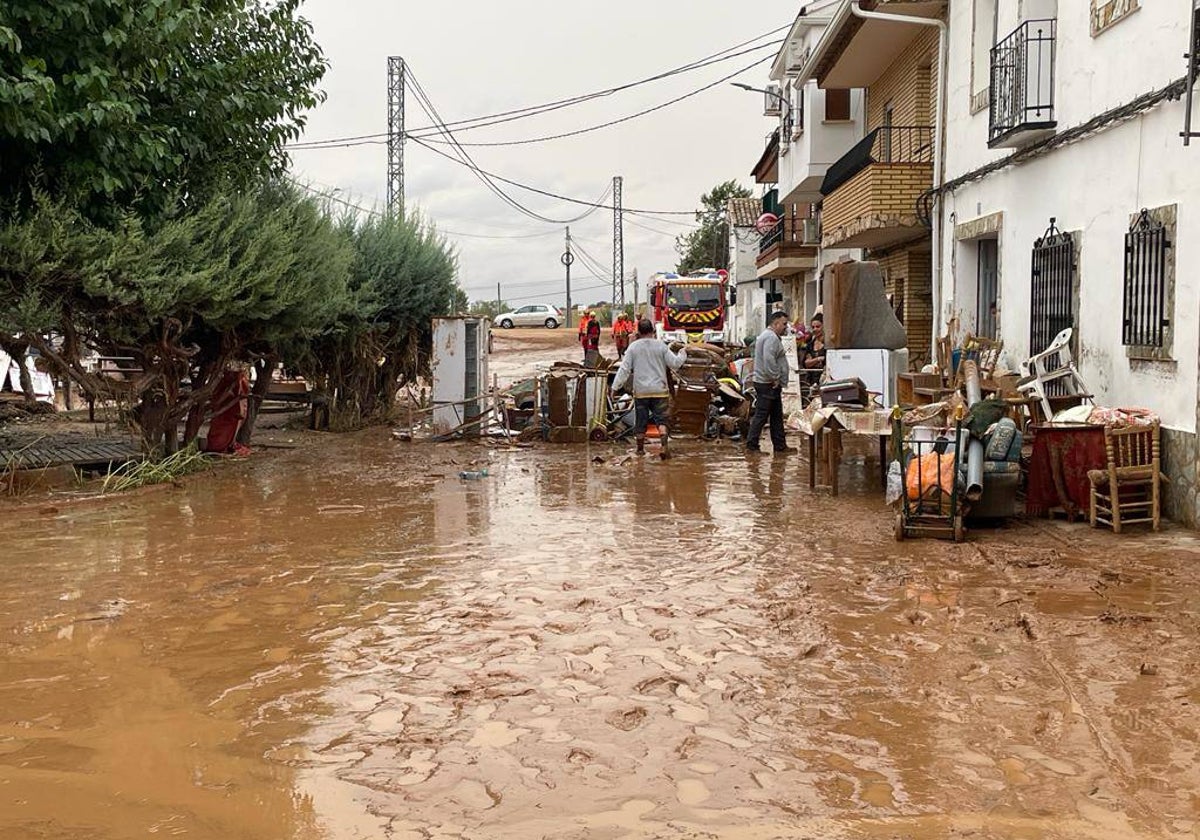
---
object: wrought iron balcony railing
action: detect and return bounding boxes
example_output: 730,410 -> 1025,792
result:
989,19 -> 1057,148
819,125 -> 933,196
759,209 -> 819,256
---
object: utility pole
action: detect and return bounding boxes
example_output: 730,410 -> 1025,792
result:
386,56 -> 405,217
631,268 -> 639,316
496,282 -> 501,317
561,227 -> 575,329
612,176 -> 624,312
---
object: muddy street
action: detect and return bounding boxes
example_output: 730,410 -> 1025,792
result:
3,428 -> 1200,839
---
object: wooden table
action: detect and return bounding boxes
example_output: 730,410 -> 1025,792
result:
796,407 -> 892,497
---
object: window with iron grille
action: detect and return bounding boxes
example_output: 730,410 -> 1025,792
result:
1122,206 -> 1175,358
1029,218 -> 1076,356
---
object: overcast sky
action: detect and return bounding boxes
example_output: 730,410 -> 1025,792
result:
289,1 -> 802,308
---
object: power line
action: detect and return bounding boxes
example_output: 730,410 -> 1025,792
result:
436,228 -> 561,240
475,281 -> 613,306
285,26 -> 790,150
288,177 -> 568,240
463,271 -> 605,294
411,50 -> 777,147
405,68 -> 611,225
625,216 -> 687,238
406,135 -> 697,215
291,52 -> 774,151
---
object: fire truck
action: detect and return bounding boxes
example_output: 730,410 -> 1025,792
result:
646,268 -> 729,345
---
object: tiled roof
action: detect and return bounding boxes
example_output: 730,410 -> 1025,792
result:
727,197 -> 761,228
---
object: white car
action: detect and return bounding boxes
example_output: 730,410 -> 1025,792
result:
493,304 -> 562,329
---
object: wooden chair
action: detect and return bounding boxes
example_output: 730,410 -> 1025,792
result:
953,334 -> 1004,388
1089,421 -> 1162,533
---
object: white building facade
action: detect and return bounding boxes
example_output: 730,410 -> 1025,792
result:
726,197 -> 766,345
751,11 -> 868,328
937,0 -> 1200,523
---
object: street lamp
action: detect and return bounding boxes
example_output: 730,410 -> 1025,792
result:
730,82 -> 786,107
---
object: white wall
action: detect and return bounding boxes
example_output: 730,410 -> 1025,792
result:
938,0 -> 1200,433
727,225 -> 761,343
777,84 -> 865,203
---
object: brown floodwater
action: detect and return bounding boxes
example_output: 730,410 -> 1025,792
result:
2,431 -> 1200,839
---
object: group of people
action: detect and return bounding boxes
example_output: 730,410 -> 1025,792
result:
582,309 -> 824,459
577,311 -> 638,367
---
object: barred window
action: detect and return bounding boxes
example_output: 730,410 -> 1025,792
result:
1122,206 -> 1175,355
1030,219 -> 1076,355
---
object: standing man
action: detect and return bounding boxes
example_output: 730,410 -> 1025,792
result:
612,319 -> 687,459
746,311 -> 796,455
583,313 -> 601,367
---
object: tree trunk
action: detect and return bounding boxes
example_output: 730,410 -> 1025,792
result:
237,355 -> 276,446
135,392 -> 169,456
0,336 -> 36,405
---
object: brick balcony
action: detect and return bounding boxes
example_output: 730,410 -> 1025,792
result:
818,125 -> 933,250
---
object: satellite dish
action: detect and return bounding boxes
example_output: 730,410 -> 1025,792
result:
755,212 -> 779,234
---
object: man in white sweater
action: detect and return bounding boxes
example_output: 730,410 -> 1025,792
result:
612,319 -> 688,458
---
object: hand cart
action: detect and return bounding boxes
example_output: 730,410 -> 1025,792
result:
892,408 -> 967,542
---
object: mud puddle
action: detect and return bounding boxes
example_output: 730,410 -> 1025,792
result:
2,432 -> 1199,839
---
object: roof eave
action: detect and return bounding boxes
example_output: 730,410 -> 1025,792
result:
769,6 -> 846,81
795,0 -> 856,84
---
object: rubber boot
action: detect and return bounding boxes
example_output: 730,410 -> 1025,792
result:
659,429 -> 671,460
636,436 -> 645,455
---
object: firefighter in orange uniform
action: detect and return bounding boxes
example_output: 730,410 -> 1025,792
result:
612,313 -> 634,359
577,311 -> 592,345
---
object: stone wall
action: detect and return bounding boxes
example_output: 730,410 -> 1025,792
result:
1162,427 -> 1200,528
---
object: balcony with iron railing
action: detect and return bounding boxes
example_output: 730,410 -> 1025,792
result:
989,19 -> 1057,149
818,125 -> 933,250
756,206 -> 819,279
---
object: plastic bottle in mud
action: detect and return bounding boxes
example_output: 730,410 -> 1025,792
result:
459,469 -> 489,480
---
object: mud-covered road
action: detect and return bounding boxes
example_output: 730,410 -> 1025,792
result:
3,333 -> 1200,839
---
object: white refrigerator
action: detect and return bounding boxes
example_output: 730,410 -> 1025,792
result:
825,348 -> 909,407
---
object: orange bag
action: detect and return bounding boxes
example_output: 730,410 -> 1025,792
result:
905,451 -> 956,501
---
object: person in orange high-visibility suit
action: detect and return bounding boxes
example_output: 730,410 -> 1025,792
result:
612,313 -> 634,359
577,311 -> 592,344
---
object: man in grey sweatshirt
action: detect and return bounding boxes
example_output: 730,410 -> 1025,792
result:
746,311 -> 796,454
612,319 -> 688,458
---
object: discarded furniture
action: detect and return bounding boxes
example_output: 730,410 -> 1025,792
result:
954,335 -> 1003,387
1024,423 -> 1106,521
825,349 -> 908,406
821,260 -> 907,351
542,368 -> 608,442
796,403 -> 891,497
431,317 -> 490,437
897,371 -> 946,406
1017,328 -> 1092,423
1089,420 -> 1162,533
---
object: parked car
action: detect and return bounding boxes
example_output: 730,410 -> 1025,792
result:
493,304 -> 562,329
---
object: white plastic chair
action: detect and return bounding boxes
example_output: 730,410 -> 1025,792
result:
1017,328 -> 1092,423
